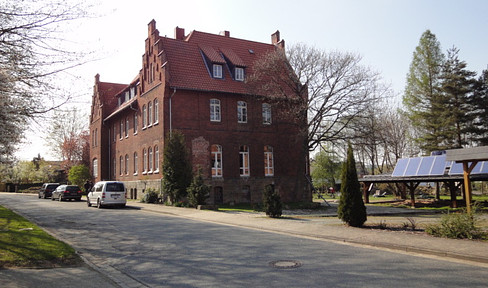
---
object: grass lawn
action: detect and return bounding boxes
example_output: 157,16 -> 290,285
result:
0,205 -> 82,268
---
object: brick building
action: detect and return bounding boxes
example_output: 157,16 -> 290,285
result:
89,20 -> 310,204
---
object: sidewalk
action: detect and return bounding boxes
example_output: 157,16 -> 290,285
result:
128,201 -> 488,267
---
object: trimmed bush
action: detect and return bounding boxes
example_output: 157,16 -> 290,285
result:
187,168 -> 210,208
141,188 -> 159,204
263,184 -> 282,218
337,144 -> 367,227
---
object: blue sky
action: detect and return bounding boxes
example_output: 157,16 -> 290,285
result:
16,0 -> 488,160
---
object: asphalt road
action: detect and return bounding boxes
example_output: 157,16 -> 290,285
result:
1,193 -> 488,288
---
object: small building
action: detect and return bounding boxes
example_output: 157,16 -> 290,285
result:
89,20 -> 310,204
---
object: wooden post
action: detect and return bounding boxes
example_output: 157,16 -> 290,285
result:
462,161 -> 477,214
363,182 -> 371,204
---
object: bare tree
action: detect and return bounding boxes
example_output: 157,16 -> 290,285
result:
248,43 -> 387,152
0,0 -> 92,163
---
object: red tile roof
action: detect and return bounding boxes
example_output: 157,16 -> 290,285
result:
160,30 -> 279,94
97,81 -> 128,115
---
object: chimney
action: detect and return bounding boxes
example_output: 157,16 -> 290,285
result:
148,19 -> 156,37
220,30 -> 230,37
175,26 -> 185,40
271,30 -> 280,45
95,73 -> 100,84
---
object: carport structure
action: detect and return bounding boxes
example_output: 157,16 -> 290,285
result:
360,147 -> 488,211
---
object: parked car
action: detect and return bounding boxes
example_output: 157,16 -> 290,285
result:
52,185 -> 83,201
87,181 -> 126,208
38,183 -> 60,199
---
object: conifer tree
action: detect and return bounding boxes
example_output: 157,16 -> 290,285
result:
403,30 -> 446,153
470,69 -> 488,145
337,144 -> 366,227
263,184 -> 282,218
162,131 -> 192,204
187,168 -> 210,208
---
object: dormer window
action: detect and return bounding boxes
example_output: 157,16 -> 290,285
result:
235,67 -> 244,81
213,64 -> 223,78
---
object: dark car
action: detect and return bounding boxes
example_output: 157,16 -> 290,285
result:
38,183 -> 60,199
52,185 -> 83,201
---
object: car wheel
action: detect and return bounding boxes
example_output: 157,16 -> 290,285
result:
59,195 -> 63,201
97,199 -> 102,209
76,198 -> 81,201
52,196 -> 55,201
87,197 -> 91,207
43,194 -> 47,199
38,194 -> 41,199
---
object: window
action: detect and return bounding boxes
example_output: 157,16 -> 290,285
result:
113,157 -> 116,177
94,129 -> 98,146
235,67 -> 244,81
211,144 -> 223,177
125,117 -> 129,138
148,102 -> 153,127
92,158 -> 98,178
148,147 -> 153,173
262,103 -> 272,125
154,146 -> 159,173
237,101 -> 247,123
113,124 -> 117,142
210,99 -> 221,122
142,105 -> 147,128
264,146 -> 274,176
125,154 -> 129,175
134,113 -> 138,134
239,145 -> 250,176
119,156 -> 123,176
213,64 -> 223,78
154,99 -> 159,124
133,152 -> 138,175
143,148 -> 147,174
120,121 -> 123,140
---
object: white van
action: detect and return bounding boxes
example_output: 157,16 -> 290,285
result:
87,181 -> 126,208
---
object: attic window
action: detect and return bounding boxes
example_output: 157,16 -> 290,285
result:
235,67 -> 244,81
213,64 -> 223,79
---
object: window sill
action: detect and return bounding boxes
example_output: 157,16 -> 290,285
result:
142,171 -> 147,175
153,169 -> 159,174
133,173 -> 138,176
134,132 -> 138,135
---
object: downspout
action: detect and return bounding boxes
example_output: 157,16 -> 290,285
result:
169,88 -> 176,137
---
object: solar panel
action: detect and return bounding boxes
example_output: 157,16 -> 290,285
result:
417,156 -> 435,175
404,157 -> 422,176
392,158 -> 409,177
430,155 -> 447,175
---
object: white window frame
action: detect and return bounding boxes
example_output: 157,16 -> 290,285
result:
154,99 -> 159,125
119,156 -> 123,176
210,99 -> 221,122
148,147 -> 153,173
134,113 -> 138,135
239,145 -> 250,177
133,152 -> 138,175
264,146 -> 274,176
237,101 -> 247,123
235,67 -> 244,81
92,158 -> 98,178
213,64 -> 223,78
125,154 -> 129,175
154,146 -> 159,173
143,148 -> 147,174
262,103 -> 272,125
142,105 -> 147,129
125,117 -> 129,138
148,102 -> 153,127
120,121 -> 123,140
211,144 -> 223,177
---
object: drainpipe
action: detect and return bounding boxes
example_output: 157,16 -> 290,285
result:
169,88 -> 176,137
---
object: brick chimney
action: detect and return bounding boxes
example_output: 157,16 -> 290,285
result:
220,30 -> 230,37
271,30 -> 285,49
175,26 -> 185,40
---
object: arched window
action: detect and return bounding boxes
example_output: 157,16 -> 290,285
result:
119,156 -> 123,176
211,144 -> 223,177
125,154 -> 129,175
264,146 -> 274,176
148,101 -> 153,126
154,145 -> 159,173
134,112 -> 138,134
92,158 -> 98,178
148,147 -> 153,172
133,152 -> 138,174
262,103 -> 272,124
237,101 -> 247,123
239,145 -> 250,176
143,148 -> 147,173
210,99 -> 221,122
142,105 -> 147,128
154,99 -> 159,124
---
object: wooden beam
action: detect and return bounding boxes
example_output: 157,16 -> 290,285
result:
462,161 -> 477,213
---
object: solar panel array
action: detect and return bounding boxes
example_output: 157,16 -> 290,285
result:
391,155 -> 488,177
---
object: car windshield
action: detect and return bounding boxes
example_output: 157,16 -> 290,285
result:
106,183 -> 124,192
